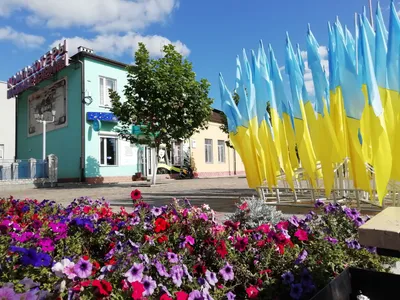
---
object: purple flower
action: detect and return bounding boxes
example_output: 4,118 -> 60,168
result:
125,262 -> 144,283
290,283 -> 303,300
219,263 -> 234,281
155,260 -> 170,277
38,238 -> 54,252
0,287 -> 16,299
295,250 -> 308,265
197,277 -> 206,285
182,264 -> 193,282
151,207 -> 163,217
324,203 -> 335,214
345,208 -> 360,220
366,246 -> 377,253
130,216 -> 140,225
346,240 -> 361,250
142,275 -> 157,296
205,270 -> 218,286
188,290 -> 203,300
314,199 -> 324,208
171,265 -> 184,287
167,252 -> 179,264
74,257 -> 93,278
324,236 -> 338,244
301,268 -> 313,286
128,240 -> 140,254
288,215 -> 299,227
354,216 -> 365,227
12,247 -> 51,267
252,232 -> 263,241
226,291 -> 236,300
281,271 -> 294,285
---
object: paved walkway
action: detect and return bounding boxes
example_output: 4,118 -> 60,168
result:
1,177 -> 257,214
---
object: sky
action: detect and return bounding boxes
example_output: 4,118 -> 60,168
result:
0,0 -> 397,109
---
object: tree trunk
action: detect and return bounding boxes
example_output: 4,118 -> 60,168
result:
151,146 -> 158,185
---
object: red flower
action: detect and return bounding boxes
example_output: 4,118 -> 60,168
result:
175,291 -> 189,300
154,218 -> 170,233
160,295 -> 173,300
294,229 -> 309,241
216,240 -> 228,258
234,236 -> 248,252
276,221 -> 289,231
193,263 -> 207,275
157,235 -> 168,243
257,278 -> 263,287
92,261 -> 100,276
131,189 -> 142,201
257,224 -> 270,234
260,269 -> 272,276
92,280 -> 112,296
121,280 -> 130,291
83,206 -> 91,214
131,281 -> 145,300
239,202 -> 248,210
246,286 -> 259,299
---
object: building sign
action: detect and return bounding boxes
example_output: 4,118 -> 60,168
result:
7,40 -> 69,99
119,139 -> 138,166
28,78 -> 68,137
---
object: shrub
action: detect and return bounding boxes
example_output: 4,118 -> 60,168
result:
0,196 -> 397,299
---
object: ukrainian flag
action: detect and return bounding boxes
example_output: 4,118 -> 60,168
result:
269,45 -> 296,190
334,21 -> 371,194
307,27 -> 342,197
285,34 -> 317,187
359,16 -> 392,203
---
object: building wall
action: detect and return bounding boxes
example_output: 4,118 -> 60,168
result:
83,57 -> 140,183
0,82 -> 15,160
16,64 -> 82,180
190,121 -> 245,177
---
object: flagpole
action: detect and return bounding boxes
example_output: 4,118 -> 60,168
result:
369,0 -> 374,27
355,12 -> 359,73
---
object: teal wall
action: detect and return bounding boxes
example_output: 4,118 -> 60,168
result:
16,63 -> 82,180
83,57 -> 140,179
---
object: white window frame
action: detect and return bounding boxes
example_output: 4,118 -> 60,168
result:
205,139 -> 213,164
99,135 -> 119,166
99,76 -> 117,107
217,140 -> 226,163
0,144 -> 4,160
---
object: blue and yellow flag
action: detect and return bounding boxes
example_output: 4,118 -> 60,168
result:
285,34 -> 317,187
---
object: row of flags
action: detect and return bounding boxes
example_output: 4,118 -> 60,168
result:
219,2 -> 400,204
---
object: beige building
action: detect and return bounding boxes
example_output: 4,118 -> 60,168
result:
0,81 -> 15,161
189,109 -> 245,178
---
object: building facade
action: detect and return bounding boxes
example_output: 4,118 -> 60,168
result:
9,43 -> 244,183
0,81 -> 15,161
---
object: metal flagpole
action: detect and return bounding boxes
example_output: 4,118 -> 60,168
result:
355,12 -> 359,73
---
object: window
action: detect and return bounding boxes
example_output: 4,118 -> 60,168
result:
0,144 -> 3,159
217,140 -> 226,163
205,139 -> 213,163
99,77 -> 117,107
100,137 -> 118,166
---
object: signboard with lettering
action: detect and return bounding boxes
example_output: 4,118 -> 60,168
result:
7,40 -> 69,99
28,78 -> 68,137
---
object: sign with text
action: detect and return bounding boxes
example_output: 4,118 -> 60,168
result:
7,40 -> 69,99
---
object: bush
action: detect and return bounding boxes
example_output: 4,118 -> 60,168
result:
229,196 -> 283,228
0,196 -> 397,299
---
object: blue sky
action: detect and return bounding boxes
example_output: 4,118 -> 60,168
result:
0,0 -> 395,109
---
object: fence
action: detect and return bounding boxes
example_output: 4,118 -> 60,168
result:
0,154 -> 58,187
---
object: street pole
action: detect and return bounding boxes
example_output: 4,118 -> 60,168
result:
42,120 -> 46,160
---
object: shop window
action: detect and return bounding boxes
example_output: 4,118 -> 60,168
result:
217,140 -> 226,163
99,77 -> 117,107
205,139 -> 213,163
100,137 -> 118,166
0,144 -> 4,159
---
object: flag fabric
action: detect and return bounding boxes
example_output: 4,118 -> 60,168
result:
285,34 -> 317,187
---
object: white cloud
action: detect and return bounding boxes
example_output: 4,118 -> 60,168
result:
51,32 -> 190,58
0,0 -> 178,33
0,26 -> 45,48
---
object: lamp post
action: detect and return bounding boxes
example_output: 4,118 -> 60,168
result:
34,110 -> 56,160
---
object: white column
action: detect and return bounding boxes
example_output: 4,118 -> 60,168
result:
42,121 -> 46,161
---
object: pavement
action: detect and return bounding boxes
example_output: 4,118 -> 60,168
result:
1,177 -> 257,214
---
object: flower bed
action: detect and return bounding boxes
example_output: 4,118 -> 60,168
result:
0,194 -> 397,299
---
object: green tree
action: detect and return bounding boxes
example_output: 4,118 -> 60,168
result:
220,92 -> 271,148
110,43 -> 213,184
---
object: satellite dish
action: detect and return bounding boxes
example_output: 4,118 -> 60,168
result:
93,119 -> 102,132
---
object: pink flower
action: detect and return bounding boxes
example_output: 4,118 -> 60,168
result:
234,236 -> 248,252
185,236 -> 195,246
199,213 -> 208,221
38,238 -> 54,252
294,229 -> 309,241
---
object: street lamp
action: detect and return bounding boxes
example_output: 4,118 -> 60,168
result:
35,110 -> 56,160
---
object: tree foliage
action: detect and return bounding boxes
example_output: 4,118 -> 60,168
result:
110,43 -> 213,150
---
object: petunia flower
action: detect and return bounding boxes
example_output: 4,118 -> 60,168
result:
125,262 -> 144,283
151,207 -> 163,217
290,283 -> 303,300
52,258 -> 74,277
131,281 -> 145,300
155,260 -> 170,277
226,291 -> 236,300
205,270 -> 218,286
188,290 -> 202,300
92,280 -> 112,297
131,189 -> 142,201
171,265 -> 184,287
246,286 -> 259,299
219,263 -> 234,281
142,275 -> 157,296
294,229 -> 308,241
167,252 -> 179,264
185,235 -> 195,246
38,238 -> 54,252
281,271 -> 294,285
74,257 -> 93,279
295,250 -> 308,265
0,287 -> 16,299
175,291 -> 189,300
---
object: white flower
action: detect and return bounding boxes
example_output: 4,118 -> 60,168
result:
51,258 -> 74,277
